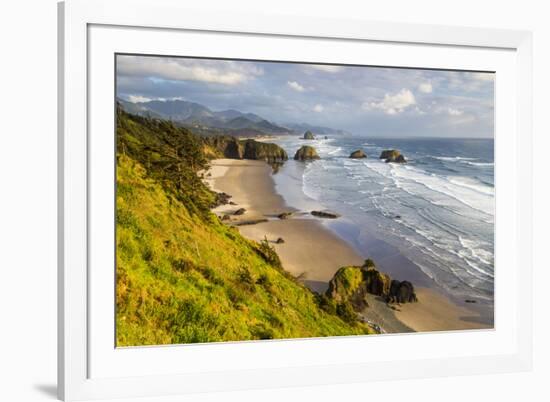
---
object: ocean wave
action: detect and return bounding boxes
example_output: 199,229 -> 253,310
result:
434,156 -> 476,162
391,165 -> 494,218
448,176 -> 494,196
326,147 -> 343,155
463,161 -> 494,167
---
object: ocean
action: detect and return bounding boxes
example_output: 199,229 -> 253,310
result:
268,135 -> 495,303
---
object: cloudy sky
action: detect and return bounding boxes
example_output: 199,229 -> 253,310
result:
116,54 -> 494,137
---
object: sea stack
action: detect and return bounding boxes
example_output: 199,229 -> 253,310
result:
380,149 -> 406,163
349,149 -> 367,159
294,145 -> 320,161
303,130 -> 315,140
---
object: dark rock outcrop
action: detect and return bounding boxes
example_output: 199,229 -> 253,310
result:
349,149 -> 367,159
212,192 -> 232,207
277,212 -> 293,220
242,139 -> 288,164
294,145 -> 320,161
326,259 -> 417,312
203,136 -> 287,164
379,149 -> 406,163
311,210 -> 340,219
205,136 -> 244,159
276,237 -> 285,244
388,280 -> 418,303
303,130 -> 315,140
234,218 -> 269,226
233,208 -> 246,216
363,267 -> 391,297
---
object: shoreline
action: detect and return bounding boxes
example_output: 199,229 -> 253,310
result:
206,158 -> 492,333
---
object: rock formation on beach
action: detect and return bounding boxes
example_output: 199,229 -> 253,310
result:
326,259 -> 417,311
311,210 -> 340,219
205,136 -> 244,159
242,139 -> 288,164
349,149 -> 367,159
303,130 -> 315,140
277,212 -> 293,220
212,192 -> 232,207
203,135 -> 288,164
379,149 -> 406,163
388,280 -> 418,303
294,145 -> 320,161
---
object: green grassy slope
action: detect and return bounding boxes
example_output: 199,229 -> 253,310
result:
116,109 -> 371,346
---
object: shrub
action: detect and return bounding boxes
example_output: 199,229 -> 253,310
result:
336,301 -> 357,324
255,237 -> 282,269
363,258 -> 376,269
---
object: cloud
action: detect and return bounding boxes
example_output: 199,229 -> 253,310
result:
127,95 -> 153,103
447,107 -> 464,116
117,56 -> 263,85
418,82 -> 433,93
307,65 -> 343,73
126,95 -> 186,103
472,72 -> 494,82
287,81 -> 305,92
445,71 -> 495,92
313,104 -> 324,113
364,88 -> 416,115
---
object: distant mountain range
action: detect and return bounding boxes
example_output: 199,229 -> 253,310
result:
117,98 -> 350,137
282,122 -> 350,136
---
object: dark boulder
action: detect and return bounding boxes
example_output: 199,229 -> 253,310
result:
311,210 -> 340,219
349,149 -> 367,159
387,280 -> 418,304
392,154 -> 406,163
294,145 -> 320,161
380,149 -> 406,163
233,208 -> 246,216
276,237 -> 285,244
277,212 -> 293,220
211,192 -> 232,208
303,130 -> 315,140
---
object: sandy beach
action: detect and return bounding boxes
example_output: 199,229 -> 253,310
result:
206,158 -> 491,334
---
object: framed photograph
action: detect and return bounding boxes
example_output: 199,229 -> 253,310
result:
58,0 -> 533,400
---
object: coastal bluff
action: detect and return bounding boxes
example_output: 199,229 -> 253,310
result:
203,135 -> 288,164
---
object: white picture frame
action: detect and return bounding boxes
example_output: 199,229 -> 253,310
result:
58,0 -> 533,400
